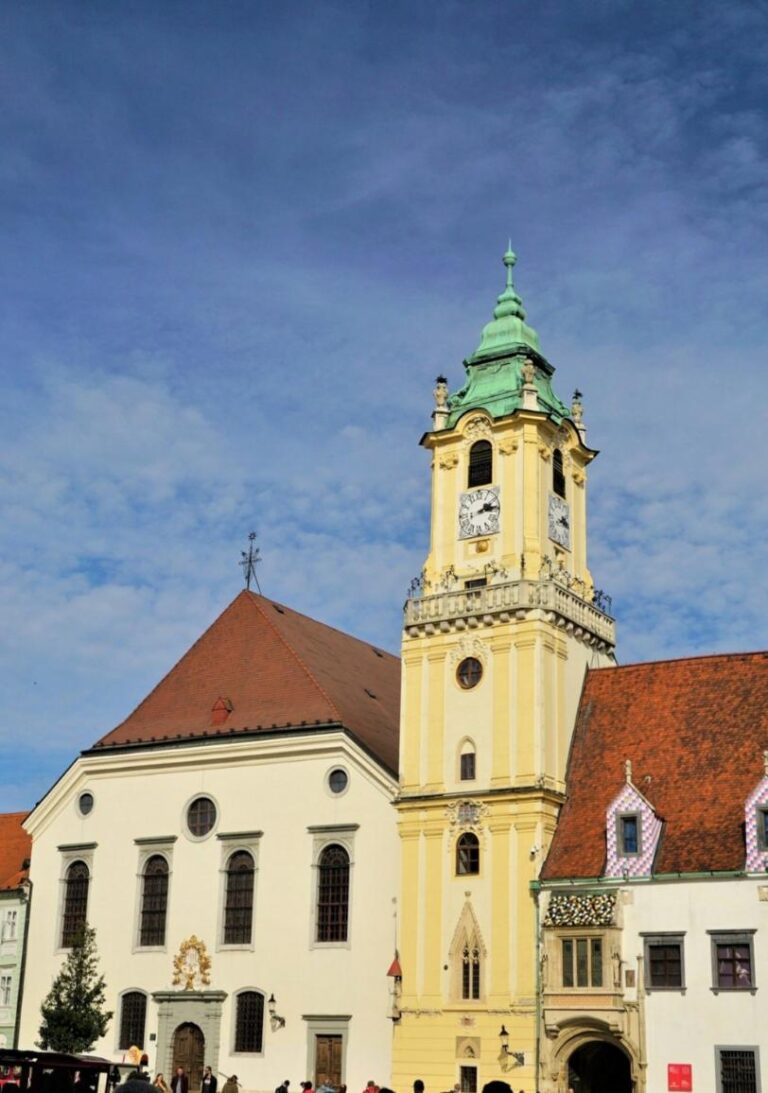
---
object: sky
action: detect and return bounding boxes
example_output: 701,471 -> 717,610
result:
1,0 -> 767,810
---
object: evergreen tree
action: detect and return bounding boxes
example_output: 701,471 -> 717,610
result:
38,925 -> 113,1052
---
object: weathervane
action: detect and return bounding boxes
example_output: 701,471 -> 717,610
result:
240,531 -> 262,593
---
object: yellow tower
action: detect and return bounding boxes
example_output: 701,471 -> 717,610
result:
391,249 -> 616,1093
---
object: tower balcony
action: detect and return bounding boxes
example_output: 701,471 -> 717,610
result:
404,575 -> 615,650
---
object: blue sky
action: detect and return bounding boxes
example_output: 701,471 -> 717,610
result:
1,0 -> 767,810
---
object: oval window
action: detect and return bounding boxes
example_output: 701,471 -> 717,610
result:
328,768 -> 349,795
78,792 -> 94,816
187,796 -> 217,837
457,657 -> 483,689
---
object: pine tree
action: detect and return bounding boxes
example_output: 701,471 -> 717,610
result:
38,925 -> 114,1053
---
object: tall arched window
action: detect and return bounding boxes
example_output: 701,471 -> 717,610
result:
459,741 -> 476,781
462,939 -> 481,1000
553,449 -> 566,498
234,990 -> 265,1053
224,850 -> 255,945
61,860 -> 89,948
140,855 -> 169,947
316,843 -> 350,942
119,991 -> 147,1049
456,833 -> 480,876
468,440 -> 492,487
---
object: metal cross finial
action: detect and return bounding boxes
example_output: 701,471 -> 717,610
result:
240,531 -> 262,593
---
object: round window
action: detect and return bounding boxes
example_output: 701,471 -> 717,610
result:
78,792 -> 94,816
187,796 -> 217,837
328,768 -> 349,795
457,657 -> 483,689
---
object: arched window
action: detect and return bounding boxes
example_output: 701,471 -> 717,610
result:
462,940 -> 481,1000
316,843 -> 350,942
234,990 -> 265,1053
119,991 -> 147,1049
224,850 -> 255,945
468,440 -> 492,487
459,742 -> 476,782
553,449 -> 566,498
61,860 -> 89,947
456,833 -> 480,876
140,855 -> 169,947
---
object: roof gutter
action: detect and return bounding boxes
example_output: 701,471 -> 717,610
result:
539,868 -> 752,887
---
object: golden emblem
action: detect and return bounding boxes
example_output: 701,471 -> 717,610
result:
172,935 -> 212,990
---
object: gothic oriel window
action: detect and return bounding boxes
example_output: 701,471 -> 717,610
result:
224,850 -> 255,945
234,990 -> 264,1053
456,832 -> 480,875
140,855 -> 169,947
316,844 -> 350,942
119,991 -> 147,1050
61,860 -> 89,948
562,937 -> 603,987
553,449 -> 566,498
468,441 -> 492,487
462,941 -> 481,999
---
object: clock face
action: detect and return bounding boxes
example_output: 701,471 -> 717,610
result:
548,494 -> 571,549
458,487 -> 501,539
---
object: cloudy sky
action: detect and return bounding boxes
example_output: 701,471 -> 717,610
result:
1,0 -> 767,809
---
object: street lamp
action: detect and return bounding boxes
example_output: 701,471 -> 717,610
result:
498,1025 -> 525,1070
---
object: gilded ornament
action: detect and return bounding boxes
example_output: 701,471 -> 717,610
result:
172,935 -> 212,990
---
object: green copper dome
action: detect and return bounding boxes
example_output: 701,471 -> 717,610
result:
444,248 -> 569,430
468,245 -> 541,362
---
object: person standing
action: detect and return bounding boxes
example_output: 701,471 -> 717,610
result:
275,1080 -> 290,1093
201,1070 -> 217,1093
171,1069 -> 189,1093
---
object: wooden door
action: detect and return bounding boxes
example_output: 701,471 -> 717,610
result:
314,1034 -> 342,1088
173,1023 -> 205,1092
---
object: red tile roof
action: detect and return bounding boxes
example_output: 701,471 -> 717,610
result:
0,812 -> 31,890
93,590 -> 401,773
542,652 -> 768,879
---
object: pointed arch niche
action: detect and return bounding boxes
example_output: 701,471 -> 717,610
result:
449,901 -> 486,1002
457,737 -> 477,784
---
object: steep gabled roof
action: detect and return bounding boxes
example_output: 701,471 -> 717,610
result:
0,812 -> 31,889
93,590 -> 400,774
542,652 -> 768,879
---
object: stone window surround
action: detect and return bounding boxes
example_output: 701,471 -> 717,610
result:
641,931 -> 686,992
714,1045 -> 762,1093
230,986 -> 267,1056
55,842 -> 96,954
133,837 -> 176,953
114,987 -> 149,1053
302,1013 -> 350,1086
615,811 -> 642,857
308,825 -> 358,951
708,929 -> 757,994
216,831 -> 262,952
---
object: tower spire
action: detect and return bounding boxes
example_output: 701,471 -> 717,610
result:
468,244 -> 540,363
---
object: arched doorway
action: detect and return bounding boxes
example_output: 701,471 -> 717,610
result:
568,1040 -> 632,1093
173,1022 -> 205,1091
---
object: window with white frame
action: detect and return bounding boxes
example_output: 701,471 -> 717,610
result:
223,851 -> 255,945
2,911 -> 17,941
0,975 -> 11,1006
61,860 -> 90,948
308,824 -> 357,947
118,991 -> 147,1050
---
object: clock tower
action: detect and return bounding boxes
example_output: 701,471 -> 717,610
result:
391,250 -> 616,1092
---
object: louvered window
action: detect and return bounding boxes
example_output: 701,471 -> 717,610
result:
553,449 -> 566,498
468,441 -> 492,487
119,991 -> 147,1050
224,851 -> 255,944
140,855 -> 169,946
61,861 -> 89,948
317,844 -> 350,942
234,991 -> 264,1053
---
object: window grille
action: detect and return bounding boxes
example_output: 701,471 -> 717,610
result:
462,943 -> 481,999
224,851 -> 255,945
468,441 -> 492,487
140,855 -> 169,947
553,449 -> 566,498
718,1049 -> 758,1093
317,844 -> 350,942
119,991 -> 147,1050
456,833 -> 480,875
187,797 -> 217,837
234,991 -> 264,1053
61,860 -> 89,948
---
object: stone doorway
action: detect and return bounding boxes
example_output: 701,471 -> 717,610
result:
173,1023 -> 205,1091
568,1040 -> 632,1093
154,990 -> 227,1087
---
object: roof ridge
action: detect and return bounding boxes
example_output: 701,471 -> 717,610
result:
244,593 -> 343,723
591,649 -> 768,673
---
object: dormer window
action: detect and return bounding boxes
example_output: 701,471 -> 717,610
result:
758,806 -> 768,851
468,441 -> 492,487
618,813 -> 641,856
553,449 -> 566,498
